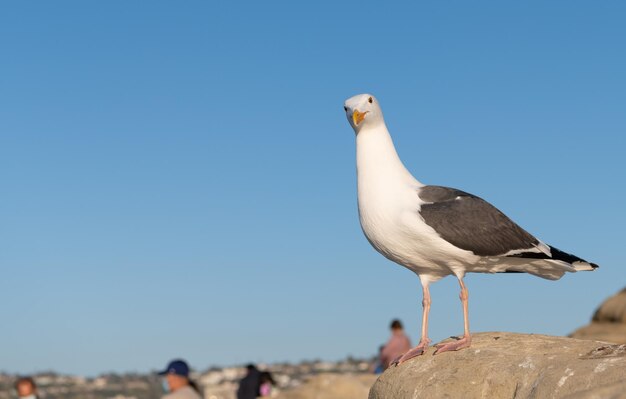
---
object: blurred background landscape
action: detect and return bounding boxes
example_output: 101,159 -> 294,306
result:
1,1 -> 625,398
0,357 -> 376,399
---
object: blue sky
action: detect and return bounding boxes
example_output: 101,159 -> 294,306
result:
1,1 -> 625,376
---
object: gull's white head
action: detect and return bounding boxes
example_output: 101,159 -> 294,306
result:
343,93 -> 385,134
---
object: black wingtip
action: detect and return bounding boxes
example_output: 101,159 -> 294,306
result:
507,244 -> 598,270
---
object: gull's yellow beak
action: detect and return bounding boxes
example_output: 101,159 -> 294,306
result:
352,110 -> 368,125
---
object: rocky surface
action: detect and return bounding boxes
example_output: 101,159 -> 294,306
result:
369,332 -> 626,399
564,380 -> 626,399
570,287 -> 626,344
277,373 -> 377,399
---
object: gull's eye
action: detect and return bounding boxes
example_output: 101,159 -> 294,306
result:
344,106 -> 348,111
368,97 -> 373,104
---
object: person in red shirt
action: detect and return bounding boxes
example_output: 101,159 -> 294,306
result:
380,319 -> 412,369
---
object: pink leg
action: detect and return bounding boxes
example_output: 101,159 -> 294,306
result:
393,283 -> 432,365
434,277 -> 472,354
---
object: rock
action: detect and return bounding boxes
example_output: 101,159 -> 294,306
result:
368,332 -> 626,399
277,373 -> 377,399
564,380 -> 626,399
570,287 -> 626,344
591,287 -> 626,323
569,322 -> 626,345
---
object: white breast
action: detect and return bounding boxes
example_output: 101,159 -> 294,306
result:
355,125 -> 476,281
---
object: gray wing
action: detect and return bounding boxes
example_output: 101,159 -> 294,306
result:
418,185 -> 540,257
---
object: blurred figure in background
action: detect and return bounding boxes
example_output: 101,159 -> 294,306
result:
372,345 -> 385,374
380,319 -> 411,370
14,376 -> 39,399
158,359 -> 202,399
236,364 -> 260,399
258,371 -> 276,397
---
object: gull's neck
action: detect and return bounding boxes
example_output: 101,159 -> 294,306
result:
356,123 -> 422,189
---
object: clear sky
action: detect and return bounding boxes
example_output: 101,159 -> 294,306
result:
1,1 -> 625,377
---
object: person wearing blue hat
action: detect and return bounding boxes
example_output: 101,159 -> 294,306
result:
158,359 -> 202,399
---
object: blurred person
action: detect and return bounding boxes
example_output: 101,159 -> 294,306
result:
372,345 -> 385,374
14,376 -> 38,399
258,371 -> 275,397
236,364 -> 260,399
157,359 -> 202,399
380,319 -> 412,369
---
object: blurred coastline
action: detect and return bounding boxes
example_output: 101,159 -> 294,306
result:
0,357 -> 375,399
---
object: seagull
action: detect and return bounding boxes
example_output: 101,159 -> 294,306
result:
343,93 -> 598,363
